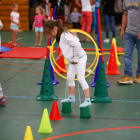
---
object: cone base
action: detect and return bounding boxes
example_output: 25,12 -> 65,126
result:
106,70 -> 120,75
91,82 -> 110,87
61,102 -> 72,113
91,96 -> 112,103
80,106 -> 91,118
38,128 -> 53,133
37,80 -> 42,85
37,94 -> 58,101
50,116 -> 64,121
52,80 -> 59,86
54,69 -> 67,73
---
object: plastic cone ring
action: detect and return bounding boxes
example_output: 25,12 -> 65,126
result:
49,29 -> 100,80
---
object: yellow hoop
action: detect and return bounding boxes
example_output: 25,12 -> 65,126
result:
49,29 -> 100,80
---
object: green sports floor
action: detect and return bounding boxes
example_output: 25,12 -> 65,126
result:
0,30 -> 140,140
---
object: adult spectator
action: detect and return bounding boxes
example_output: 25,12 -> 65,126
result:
66,0 -> 72,23
75,0 -> 93,42
117,0 -> 140,84
102,0 -> 116,43
48,0 -> 67,26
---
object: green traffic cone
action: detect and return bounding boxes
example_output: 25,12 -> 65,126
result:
61,102 -> 72,113
80,106 -> 91,118
91,61 -> 112,103
37,59 -> 58,101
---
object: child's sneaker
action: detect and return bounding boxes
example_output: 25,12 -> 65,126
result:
79,99 -> 91,108
61,95 -> 75,103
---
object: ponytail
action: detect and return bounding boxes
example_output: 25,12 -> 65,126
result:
44,19 -> 64,43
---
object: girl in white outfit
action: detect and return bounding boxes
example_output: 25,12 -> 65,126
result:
10,3 -> 20,46
44,19 -> 91,107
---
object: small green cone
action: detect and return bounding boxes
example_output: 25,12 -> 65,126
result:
91,61 -> 112,103
80,106 -> 91,118
37,59 -> 58,101
61,102 -> 72,113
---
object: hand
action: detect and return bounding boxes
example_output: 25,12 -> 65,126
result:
138,33 -> 140,40
45,19 -> 49,22
16,23 -> 19,26
32,28 -> 34,31
71,61 -> 77,64
120,30 -> 125,39
65,16 -> 67,21
56,57 -> 60,62
0,1 -> 1,4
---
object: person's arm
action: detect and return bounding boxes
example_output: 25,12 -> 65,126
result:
75,0 -> 82,8
56,52 -> 63,62
32,20 -> 36,31
90,0 -> 95,5
48,3 -> 52,16
10,15 -> 19,25
69,0 -> 72,7
102,0 -> 106,5
115,0 -> 120,13
120,11 -> 128,39
0,0 -> 1,4
64,4 -> 67,21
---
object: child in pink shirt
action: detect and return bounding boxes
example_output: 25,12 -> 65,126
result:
32,6 -> 47,46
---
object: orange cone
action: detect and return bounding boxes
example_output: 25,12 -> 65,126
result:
49,101 -> 64,121
54,47 -> 67,73
105,44 -> 120,75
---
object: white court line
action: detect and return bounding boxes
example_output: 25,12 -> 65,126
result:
8,37 -> 22,43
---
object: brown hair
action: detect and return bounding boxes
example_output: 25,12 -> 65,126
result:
36,6 -> 46,16
12,3 -> 18,7
44,19 -> 65,43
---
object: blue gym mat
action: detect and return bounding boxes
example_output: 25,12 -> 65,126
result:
0,46 -> 12,54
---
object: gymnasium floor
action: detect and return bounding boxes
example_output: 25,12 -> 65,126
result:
0,31 -> 140,140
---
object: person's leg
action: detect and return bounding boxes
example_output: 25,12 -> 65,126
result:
38,32 -> 42,46
92,12 -> 96,39
11,30 -> 15,45
135,36 -> 140,76
109,16 -> 116,38
61,63 -> 77,102
35,31 -> 38,46
86,12 -> 92,41
103,15 -> 109,39
124,33 -> 135,77
117,32 -> 135,84
81,12 -> 87,41
76,55 -> 91,107
66,5 -> 71,23
14,30 -> 18,46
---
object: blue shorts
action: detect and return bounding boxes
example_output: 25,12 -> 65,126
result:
10,25 -> 19,30
35,27 -> 43,32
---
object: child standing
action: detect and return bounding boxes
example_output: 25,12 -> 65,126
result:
70,7 -> 82,29
10,3 -> 20,46
32,6 -> 46,46
44,19 -> 91,107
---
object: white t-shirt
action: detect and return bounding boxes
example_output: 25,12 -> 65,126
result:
10,11 -> 20,26
81,0 -> 92,12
